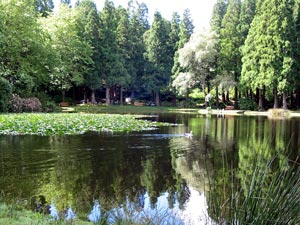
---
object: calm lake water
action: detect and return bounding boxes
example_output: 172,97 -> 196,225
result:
0,113 -> 299,224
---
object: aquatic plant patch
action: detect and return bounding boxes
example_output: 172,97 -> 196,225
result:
0,113 -> 164,136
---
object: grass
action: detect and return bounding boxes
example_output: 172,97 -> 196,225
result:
0,113 -> 167,136
74,104 -> 199,115
208,156 -> 300,224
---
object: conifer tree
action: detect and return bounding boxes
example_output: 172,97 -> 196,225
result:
241,0 -> 295,109
143,11 -> 172,106
219,0 -> 242,104
127,1 -> 149,103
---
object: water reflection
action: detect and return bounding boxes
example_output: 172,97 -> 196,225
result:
0,114 -> 299,224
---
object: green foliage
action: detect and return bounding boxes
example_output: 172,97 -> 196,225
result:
0,113 -> 166,136
0,78 -> 12,112
238,97 -> 258,110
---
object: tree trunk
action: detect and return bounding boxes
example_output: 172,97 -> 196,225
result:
258,89 -> 264,111
216,86 -> 219,108
226,91 -> 229,102
120,86 -> 123,105
296,88 -> 300,109
62,90 -> 65,102
155,91 -> 160,106
273,88 -> 279,109
290,90 -> 294,108
91,90 -> 96,104
106,86 -> 110,105
282,92 -> 287,110
222,89 -> 226,103
130,90 -> 135,105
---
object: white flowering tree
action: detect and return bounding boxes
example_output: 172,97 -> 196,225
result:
172,29 -> 218,97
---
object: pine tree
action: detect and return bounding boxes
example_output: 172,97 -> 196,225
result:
143,11 -> 172,106
75,0 -> 102,104
241,0 -> 295,109
219,0 -> 242,104
210,0 -> 228,34
127,1 -> 149,103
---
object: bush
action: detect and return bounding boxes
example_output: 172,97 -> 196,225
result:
238,98 -> 258,111
9,94 -> 42,112
0,78 -> 12,112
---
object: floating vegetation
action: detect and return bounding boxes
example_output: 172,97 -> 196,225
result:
0,113 -> 166,136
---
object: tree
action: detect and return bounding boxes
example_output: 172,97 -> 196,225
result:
172,9 -> 194,76
75,0 -> 102,103
0,0 -> 52,97
241,0 -> 295,110
172,29 -> 218,96
219,0 -> 242,106
99,0 -> 128,104
210,0 -> 229,107
41,4 -> 93,102
127,1 -> 149,103
143,11 -> 172,106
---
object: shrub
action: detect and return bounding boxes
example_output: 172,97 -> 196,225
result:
0,78 -> 12,112
9,94 -> 42,112
238,98 -> 258,111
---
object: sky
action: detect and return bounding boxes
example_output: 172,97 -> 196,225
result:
55,0 -> 217,30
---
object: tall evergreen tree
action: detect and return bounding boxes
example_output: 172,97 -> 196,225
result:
219,0 -> 242,104
127,1 -> 149,103
239,0 -> 257,42
210,0 -> 229,107
210,0 -> 228,34
75,0 -> 102,103
241,0 -> 295,109
143,11 -> 172,106
99,0 -> 127,104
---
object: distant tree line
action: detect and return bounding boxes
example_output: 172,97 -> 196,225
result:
175,0 -> 300,110
1,0 -> 300,111
0,0 -> 194,110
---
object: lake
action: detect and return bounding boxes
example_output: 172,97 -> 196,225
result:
0,113 -> 299,224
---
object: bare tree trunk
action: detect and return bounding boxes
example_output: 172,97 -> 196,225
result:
273,88 -> 279,109
258,89 -> 264,111
155,91 -> 160,106
296,88 -> 300,109
120,86 -> 123,105
91,90 -> 96,104
106,86 -> 110,105
130,90 -> 135,105
282,92 -> 287,110
216,86 -> 219,108
62,90 -> 65,102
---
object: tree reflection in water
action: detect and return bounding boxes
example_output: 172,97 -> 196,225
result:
0,114 -> 299,224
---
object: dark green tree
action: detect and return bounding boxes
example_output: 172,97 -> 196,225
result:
127,1 -> 149,103
241,0 -> 295,110
75,0 -> 102,103
219,0 -> 242,105
143,11 -> 172,106
99,0 -> 127,104
210,0 -> 229,107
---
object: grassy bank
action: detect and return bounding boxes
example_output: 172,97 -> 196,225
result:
74,104 -> 198,114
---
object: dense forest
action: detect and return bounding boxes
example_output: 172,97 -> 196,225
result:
1,0 -> 300,111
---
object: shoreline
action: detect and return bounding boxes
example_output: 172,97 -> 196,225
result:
198,109 -> 300,118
